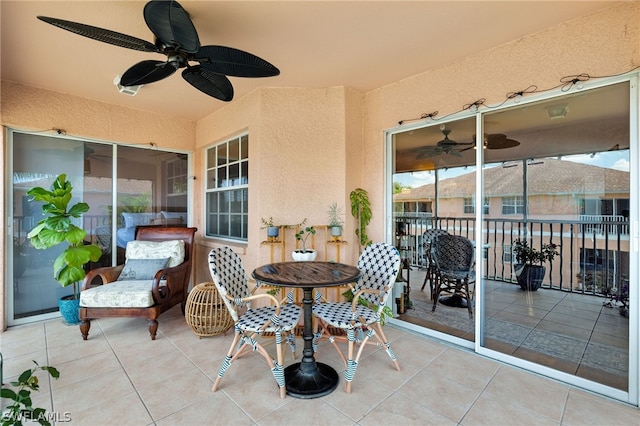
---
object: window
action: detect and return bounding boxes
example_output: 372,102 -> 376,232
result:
464,197 -> 489,214
503,245 -> 514,263
502,196 -> 524,215
205,134 -> 249,240
463,198 -> 474,214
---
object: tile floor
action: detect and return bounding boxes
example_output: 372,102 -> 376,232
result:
1,304 -> 638,426
400,271 -> 630,390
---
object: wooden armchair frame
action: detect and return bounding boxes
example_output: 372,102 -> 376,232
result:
79,226 -> 197,340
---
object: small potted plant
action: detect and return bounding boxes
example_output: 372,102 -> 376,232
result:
293,225 -> 317,261
27,174 -> 102,324
261,216 -> 280,241
327,202 -> 344,240
512,239 -> 559,291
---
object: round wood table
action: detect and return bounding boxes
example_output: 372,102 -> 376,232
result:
252,261 -> 360,398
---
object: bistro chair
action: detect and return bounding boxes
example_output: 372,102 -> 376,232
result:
420,228 -> 449,299
312,242 -> 401,393
430,234 -> 475,319
207,247 -> 302,398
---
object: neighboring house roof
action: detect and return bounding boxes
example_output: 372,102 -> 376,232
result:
394,158 -> 629,201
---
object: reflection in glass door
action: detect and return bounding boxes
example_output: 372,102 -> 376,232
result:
10,132 -> 89,322
392,118 -> 478,345
7,131 -> 189,325
479,82 -> 631,394
389,78 -> 634,401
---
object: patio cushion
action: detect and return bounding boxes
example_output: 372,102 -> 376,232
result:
80,280 -> 163,308
117,258 -> 169,281
126,239 -> 185,267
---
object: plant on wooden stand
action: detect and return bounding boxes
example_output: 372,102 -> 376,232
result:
260,216 -> 280,240
327,202 -> 344,240
293,224 -> 317,261
27,174 -> 102,324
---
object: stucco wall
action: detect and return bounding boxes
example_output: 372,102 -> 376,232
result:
194,86 -> 362,281
363,2 -> 640,242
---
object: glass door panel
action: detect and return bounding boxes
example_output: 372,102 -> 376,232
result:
480,82 -> 630,392
392,117 -> 477,343
8,132 -> 188,325
11,132 -> 85,321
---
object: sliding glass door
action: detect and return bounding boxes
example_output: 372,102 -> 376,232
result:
7,130 -> 189,325
387,75 -> 637,403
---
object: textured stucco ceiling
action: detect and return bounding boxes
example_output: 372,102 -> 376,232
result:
1,1 -> 620,121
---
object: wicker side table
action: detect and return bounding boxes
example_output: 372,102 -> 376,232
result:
185,282 -> 234,338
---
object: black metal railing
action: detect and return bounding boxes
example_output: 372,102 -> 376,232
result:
394,214 -> 629,299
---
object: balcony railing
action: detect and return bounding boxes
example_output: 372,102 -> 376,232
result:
394,214 -> 629,299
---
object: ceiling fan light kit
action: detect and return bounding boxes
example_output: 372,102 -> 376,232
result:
37,0 -> 280,102
113,75 -> 143,96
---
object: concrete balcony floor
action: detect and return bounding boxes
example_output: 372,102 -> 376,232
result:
400,270 -> 630,391
1,296 -> 638,425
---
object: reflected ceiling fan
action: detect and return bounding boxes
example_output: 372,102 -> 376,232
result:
459,133 -> 521,152
37,0 -> 280,101
411,128 -> 473,159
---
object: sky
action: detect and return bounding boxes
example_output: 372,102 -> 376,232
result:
394,150 -> 630,189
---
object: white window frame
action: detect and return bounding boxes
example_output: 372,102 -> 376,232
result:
205,134 -> 249,241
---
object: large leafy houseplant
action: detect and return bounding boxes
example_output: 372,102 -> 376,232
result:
27,174 -> 102,300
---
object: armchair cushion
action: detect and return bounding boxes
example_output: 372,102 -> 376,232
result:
117,258 -> 169,281
126,239 -> 185,267
80,280 -> 159,308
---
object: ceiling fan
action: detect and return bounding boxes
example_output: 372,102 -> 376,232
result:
411,129 -> 473,159
37,0 -> 280,102
459,133 -> 521,152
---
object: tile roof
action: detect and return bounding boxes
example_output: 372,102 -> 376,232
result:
394,158 -> 629,201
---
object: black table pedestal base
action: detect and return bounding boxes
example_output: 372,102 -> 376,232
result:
284,361 -> 339,398
439,295 -> 468,308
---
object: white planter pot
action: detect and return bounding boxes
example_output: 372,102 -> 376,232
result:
292,250 -> 317,261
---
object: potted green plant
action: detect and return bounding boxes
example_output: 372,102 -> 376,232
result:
293,225 -> 317,261
0,361 -> 60,425
340,289 -> 393,325
327,202 -> 344,240
512,239 -> 559,291
261,216 -> 280,240
27,174 -> 102,324
350,188 -> 373,252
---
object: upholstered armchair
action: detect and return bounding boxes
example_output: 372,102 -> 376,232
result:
79,226 -> 197,340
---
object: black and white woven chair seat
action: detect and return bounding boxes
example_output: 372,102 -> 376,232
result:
237,304 -> 301,332
312,242 -> 401,393
312,302 -> 378,328
208,246 -> 301,399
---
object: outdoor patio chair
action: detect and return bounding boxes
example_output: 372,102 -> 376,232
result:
431,234 -> 475,319
79,226 -> 197,340
208,247 -> 302,399
312,242 -> 401,393
420,228 -> 449,299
